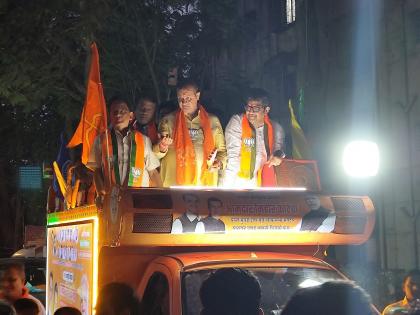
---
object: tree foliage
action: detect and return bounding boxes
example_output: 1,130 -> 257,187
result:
0,0 -> 208,117
97,0 -> 201,105
0,1 -> 90,116
0,0 -> 196,251
0,0 -> 249,250
0,0 -> 205,151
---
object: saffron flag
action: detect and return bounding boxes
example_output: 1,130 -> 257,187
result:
67,42 -> 108,164
289,99 -> 311,159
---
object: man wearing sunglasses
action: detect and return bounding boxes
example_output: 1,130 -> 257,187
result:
223,88 -> 285,187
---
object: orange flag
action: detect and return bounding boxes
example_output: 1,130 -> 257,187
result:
67,42 -> 108,164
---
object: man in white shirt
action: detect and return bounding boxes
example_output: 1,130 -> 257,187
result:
224,89 -> 285,188
88,97 -> 162,198
172,193 -> 205,234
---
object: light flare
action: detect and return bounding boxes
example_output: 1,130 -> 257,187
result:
342,140 -> 379,177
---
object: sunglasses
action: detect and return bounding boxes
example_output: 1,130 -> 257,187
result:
244,105 -> 265,113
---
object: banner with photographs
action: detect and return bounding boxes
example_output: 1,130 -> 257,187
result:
120,188 -> 373,245
47,222 -> 93,315
169,191 -> 336,234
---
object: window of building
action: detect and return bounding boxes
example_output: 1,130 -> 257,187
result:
286,0 -> 296,24
269,0 -> 296,32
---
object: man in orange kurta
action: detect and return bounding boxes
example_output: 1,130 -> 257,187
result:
153,80 -> 226,187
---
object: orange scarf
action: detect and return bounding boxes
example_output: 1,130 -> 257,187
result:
133,120 -> 158,144
101,129 -> 145,188
238,114 -> 273,184
173,105 -> 214,185
22,286 -> 30,298
146,121 -> 158,144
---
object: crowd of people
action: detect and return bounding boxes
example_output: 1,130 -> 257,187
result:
41,78 -> 420,315
1,262 -> 419,315
49,79 -> 289,210
198,268 -> 420,315
84,79 -> 286,199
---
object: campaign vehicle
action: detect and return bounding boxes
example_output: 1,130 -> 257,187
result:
46,186 -> 377,314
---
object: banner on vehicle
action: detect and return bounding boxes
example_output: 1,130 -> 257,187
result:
47,222 -> 93,315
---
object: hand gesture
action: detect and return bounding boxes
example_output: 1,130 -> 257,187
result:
266,155 -> 283,167
158,133 -> 173,152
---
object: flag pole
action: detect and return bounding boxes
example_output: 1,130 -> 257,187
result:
98,83 -> 111,194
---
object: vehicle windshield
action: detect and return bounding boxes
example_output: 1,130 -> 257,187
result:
182,266 -> 343,315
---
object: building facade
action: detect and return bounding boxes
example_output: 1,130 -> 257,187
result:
207,0 -> 420,271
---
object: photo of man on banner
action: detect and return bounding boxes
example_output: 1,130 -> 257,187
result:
171,194 -> 205,234
201,197 -> 226,233
298,195 -> 336,232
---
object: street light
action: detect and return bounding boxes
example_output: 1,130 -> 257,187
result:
342,140 -> 379,177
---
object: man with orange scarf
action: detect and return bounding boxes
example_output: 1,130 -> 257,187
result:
153,80 -> 226,187
133,96 -> 159,144
224,89 -> 285,188
88,97 -> 162,197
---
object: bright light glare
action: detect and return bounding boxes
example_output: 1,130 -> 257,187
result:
299,279 -> 321,288
170,186 -> 307,191
92,217 -> 99,311
342,141 -> 379,177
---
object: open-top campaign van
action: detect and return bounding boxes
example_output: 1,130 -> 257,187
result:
46,187 -> 376,315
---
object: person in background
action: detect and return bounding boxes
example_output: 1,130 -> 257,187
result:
0,264 -> 45,315
88,97 -> 162,200
281,280 -> 374,315
13,299 -> 38,315
140,273 -> 169,315
133,96 -> 159,145
154,79 -> 226,187
224,88 -> 285,188
0,300 -> 16,315
408,299 -> 420,315
383,270 -> 420,315
157,100 -> 178,124
200,268 -> 264,315
53,307 -> 81,315
95,283 -> 141,315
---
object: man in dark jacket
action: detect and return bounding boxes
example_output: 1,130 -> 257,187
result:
201,197 -> 225,233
